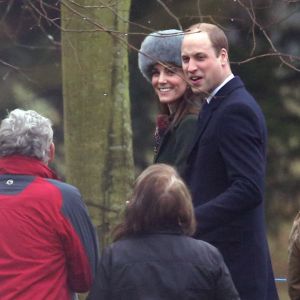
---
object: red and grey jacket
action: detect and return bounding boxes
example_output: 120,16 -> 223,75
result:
0,155 -> 99,300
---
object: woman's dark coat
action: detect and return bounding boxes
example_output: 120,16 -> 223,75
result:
154,114 -> 197,177
87,231 -> 240,300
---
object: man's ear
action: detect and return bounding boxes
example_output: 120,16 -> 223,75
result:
219,48 -> 228,66
49,143 -> 55,163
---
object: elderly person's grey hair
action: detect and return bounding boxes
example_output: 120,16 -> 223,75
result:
138,29 -> 184,82
0,109 -> 53,163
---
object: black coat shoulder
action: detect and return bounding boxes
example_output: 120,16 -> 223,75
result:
88,233 -> 239,300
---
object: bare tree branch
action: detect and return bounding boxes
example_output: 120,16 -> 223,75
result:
0,0 -> 299,76
0,0 -> 15,24
248,0 -> 256,57
236,0 -> 300,71
0,58 -> 36,82
67,0 -> 118,9
156,0 -> 182,30
196,0 -> 204,22
232,52 -> 300,72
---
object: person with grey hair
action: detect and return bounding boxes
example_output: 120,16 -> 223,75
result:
138,29 -> 201,178
0,109 -> 99,300
0,108 -> 54,163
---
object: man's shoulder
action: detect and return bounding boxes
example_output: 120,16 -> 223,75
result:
218,84 -> 262,118
45,178 -> 80,195
45,178 -> 85,210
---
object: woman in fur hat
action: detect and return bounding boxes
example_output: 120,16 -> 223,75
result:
138,29 -> 201,179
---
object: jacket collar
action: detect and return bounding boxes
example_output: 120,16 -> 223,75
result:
200,76 -> 245,122
0,155 -> 58,179
206,73 -> 235,104
211,75 -> 244,105
143,228 -> 184,235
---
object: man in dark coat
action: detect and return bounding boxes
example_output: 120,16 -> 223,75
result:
181,23 -> 279,300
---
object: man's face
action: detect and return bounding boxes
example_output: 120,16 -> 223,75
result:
181,31 -> 226,95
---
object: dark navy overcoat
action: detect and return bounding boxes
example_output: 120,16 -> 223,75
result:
185,76 -> 279,300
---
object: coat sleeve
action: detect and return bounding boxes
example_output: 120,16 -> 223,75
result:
288,212 -> 300,300
194,103 -> 266,232
56,183 -> 100,293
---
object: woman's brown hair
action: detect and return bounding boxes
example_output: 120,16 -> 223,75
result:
113,164 -> 196,241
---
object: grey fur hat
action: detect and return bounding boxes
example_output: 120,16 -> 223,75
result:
138,29 -> 184,82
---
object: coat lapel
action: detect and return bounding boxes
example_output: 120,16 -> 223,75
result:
188,76 -> 244,159
154,129 -> 171,162
188,101 -> 216,158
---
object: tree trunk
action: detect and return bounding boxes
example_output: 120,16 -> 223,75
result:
61,0 -> 133,247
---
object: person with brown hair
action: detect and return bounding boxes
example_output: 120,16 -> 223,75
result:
87,164 -> 240,300
181,22 -> 278,299
138,29 -> 201,177
288,212 -> 300,300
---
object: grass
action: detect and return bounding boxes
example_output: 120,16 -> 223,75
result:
269,221 -> 291,300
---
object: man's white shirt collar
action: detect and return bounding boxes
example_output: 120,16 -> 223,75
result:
206,74 -> 235,103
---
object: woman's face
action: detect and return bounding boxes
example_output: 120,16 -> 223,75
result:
151,64 -> 187,105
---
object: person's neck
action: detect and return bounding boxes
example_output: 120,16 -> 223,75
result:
206,73 -> 234,103
168,102 -> 178,114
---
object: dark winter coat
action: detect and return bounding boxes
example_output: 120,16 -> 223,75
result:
154,114 -> 198,178
186,76 -> 279,300
87,231 -> 240,300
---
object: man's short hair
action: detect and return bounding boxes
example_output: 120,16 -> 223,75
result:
186,23 -> 229,56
